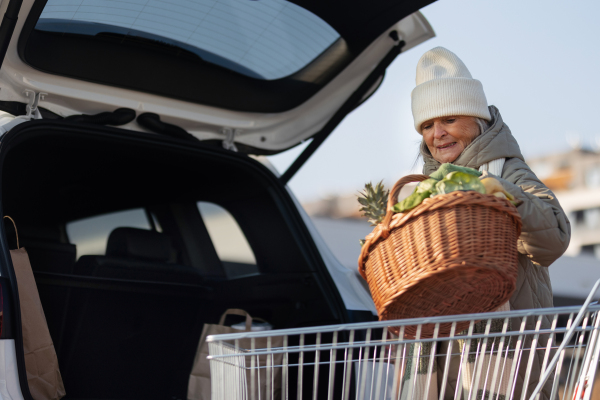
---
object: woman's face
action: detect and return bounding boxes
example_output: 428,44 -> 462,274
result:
421,116 -> 481,163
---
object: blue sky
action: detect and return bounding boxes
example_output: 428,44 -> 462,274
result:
269,0 -> 600,202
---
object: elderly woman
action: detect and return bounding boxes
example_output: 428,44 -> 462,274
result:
410,47 -> 571,400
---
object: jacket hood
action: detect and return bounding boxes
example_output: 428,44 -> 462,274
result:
422,106 -> 524,175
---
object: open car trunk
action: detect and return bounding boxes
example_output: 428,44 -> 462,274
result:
0,0 -> 436,396
0,121 -> 349,399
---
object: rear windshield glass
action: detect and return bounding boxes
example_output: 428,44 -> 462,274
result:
35,0 -> 340,80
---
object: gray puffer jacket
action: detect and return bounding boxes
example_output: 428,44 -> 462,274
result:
422,105 -> 571,399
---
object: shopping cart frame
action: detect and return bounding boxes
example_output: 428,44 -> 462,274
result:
207,279 -> 600,400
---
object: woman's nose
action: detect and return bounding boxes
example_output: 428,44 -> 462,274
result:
433,123 -> 446,139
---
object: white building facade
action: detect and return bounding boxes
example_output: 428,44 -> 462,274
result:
528,149 -> 600,258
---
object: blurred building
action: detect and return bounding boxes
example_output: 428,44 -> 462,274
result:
527,149 -> 600,258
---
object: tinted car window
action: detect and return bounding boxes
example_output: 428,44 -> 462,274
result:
36,0 -> 340,80
66,208 -> 152,258
198,202 -> 256,265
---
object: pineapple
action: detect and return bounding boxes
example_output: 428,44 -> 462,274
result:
358,181 -> 389,225
357,181 -> 389,246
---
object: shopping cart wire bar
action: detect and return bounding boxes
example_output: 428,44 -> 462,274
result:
207,279 -> 600,400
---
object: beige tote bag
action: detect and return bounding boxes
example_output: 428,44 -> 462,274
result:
5,216 -> 65,400
187,308 -> 282,400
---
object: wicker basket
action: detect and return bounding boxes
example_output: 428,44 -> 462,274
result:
358,174 -> 522,338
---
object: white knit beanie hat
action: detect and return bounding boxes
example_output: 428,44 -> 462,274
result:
411,47 -> 491,132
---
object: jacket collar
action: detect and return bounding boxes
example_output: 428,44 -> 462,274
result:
422,106 -> 525,175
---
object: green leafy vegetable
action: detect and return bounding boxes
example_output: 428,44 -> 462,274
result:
369,164 -> 484,217
435,171 -> 486,195
434,179 -> 461,195
416,178 -> 438,194
392,189 -> 431,213
429,163 -> 481,180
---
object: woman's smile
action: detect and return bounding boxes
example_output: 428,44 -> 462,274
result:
437,142 -> 457,150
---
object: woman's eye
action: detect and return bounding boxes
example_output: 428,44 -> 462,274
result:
422,124 -> 433,130
446,118 -> 456,123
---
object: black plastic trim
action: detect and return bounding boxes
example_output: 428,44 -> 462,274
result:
64,107 -> 135,126
0,0 -> 23,70
33,272 -> 215,297
136,113 -> 199,142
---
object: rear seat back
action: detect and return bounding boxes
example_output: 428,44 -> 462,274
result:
62,228 -> 207,399
24,239 -> 76,274
74,227 -> 204,284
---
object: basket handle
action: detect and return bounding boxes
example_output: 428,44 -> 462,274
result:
359,174 -> 431,280
380,174 -> 430,232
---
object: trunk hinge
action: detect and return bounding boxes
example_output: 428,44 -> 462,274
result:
24,89 -> 47,119
0,90 -> 46,136
221,127 -> 241,152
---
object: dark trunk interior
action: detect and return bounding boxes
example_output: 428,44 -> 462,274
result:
0,121 -> 347,399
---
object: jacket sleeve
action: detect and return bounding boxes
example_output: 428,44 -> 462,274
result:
492,158 -> 571,267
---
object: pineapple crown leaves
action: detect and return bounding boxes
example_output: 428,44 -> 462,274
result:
357,180 -> 389,226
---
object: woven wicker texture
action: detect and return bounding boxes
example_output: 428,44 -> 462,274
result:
358,175 -> 522,338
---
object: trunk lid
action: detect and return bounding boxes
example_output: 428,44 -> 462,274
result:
0,0 -> 434,158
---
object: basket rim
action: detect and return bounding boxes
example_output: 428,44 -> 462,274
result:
358,191 -> 522,276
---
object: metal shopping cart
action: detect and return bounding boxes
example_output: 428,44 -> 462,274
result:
207,280 -> 600,400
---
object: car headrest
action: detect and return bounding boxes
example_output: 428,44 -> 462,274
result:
106,228 -> 173,262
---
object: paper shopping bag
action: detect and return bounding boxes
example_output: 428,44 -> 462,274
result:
5,216 -> 65,400
187,309 -> 282,400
